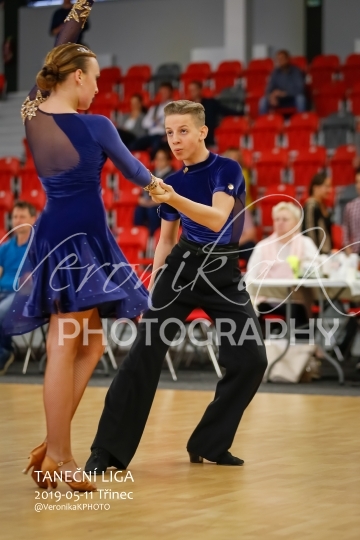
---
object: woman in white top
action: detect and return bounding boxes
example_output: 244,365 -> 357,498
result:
247,201 -> 319,328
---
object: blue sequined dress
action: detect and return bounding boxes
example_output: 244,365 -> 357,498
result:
4,1 -> 150,335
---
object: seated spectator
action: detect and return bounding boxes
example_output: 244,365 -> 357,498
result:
130,82 -> 173,158
302,172 -> 333,255
259,50 -> 306,115
187,81 -> 242,146
0,202 -> 37,376
133,148 -> 174,236
117,93 -> 147,148
334,166 -> 360,223
343,168 -> 360,255
247,202 -> 319,329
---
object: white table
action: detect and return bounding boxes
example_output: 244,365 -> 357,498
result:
247,277 -> 360,384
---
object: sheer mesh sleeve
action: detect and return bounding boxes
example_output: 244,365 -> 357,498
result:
86,116 -> 151,187
54,0 -> 94,47
21,0 -> 94,122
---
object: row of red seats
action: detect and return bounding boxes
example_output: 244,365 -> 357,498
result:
246,81 -> 360,119
97,62 -> 240,98
215,113 -> 321,153
0,143 -> 355,215
88,85 -> 214,118
89,81 -> 360,122
242,54 -> 360,93
98,54 -> 360,97
246,144 -> 356,188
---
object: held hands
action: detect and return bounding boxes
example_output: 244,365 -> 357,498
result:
150,180 -> 175,203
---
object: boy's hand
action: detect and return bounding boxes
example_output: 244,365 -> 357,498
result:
150,181 -> 175,203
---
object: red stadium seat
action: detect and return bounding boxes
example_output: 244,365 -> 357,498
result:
100,159 -> 116,189
92,92 -> 120,108
347,82 -> 360,116
291,56 -> 308,72
311,55 -> 340,68
113,196 -> 139,229
330,145 -> 357,187
89,92 -> 120,119
212,60 -> 243,93
117,172 -> 142,198
340,54 -> 360,91
243,58 -> 273,93
312,82 -> 346,118
101,188 -> 114,211
18,165 -> 42,194
113,177 -> 142,229
0,190 -> 14,229
258,184 -> 296,228
252,148 -> 288,187
116,225 -> 149,266
0,228 -> 9,244
214,116 -> 249,154
289,146 -> 326,188
248,114 -> 283,152
331,224 -> 343,251
284,112 -> 319,151
180,62 -> 212,94
131,151 -> 151,169
309,54 -> 340,89
97,66 -> 122,93
245,89 -> 264,120
21,189 -> 46,212
123,65 -> 152,100
0,157 -> 20,192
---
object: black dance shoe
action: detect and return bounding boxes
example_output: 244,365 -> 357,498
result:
84,448 -> 125,473
188,451 -> 244,466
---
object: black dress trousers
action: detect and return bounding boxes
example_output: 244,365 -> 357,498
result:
91,243 -> 268,466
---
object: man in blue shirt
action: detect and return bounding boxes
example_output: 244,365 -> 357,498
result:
0,201 -> 36,375
86,100 -> 267,472
259,50 -> 306,115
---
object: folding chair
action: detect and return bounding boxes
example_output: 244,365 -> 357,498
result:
169,309 -> 222,379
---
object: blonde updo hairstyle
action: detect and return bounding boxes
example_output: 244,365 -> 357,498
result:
36,43 -> 97,92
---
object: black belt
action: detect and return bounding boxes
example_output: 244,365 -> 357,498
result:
178,236 -> 239,259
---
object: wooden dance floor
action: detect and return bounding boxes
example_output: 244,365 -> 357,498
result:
1,384 -> 359,540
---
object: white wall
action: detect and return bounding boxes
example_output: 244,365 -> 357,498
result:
191,0 -> 250,67
18,0 -> 225,91
323,0 -> 360,60
251,0 -> 305,57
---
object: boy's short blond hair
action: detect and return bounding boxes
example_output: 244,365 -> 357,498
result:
164,100 -> 205,126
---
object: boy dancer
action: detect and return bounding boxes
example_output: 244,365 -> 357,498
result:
86,101 -> 267,471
